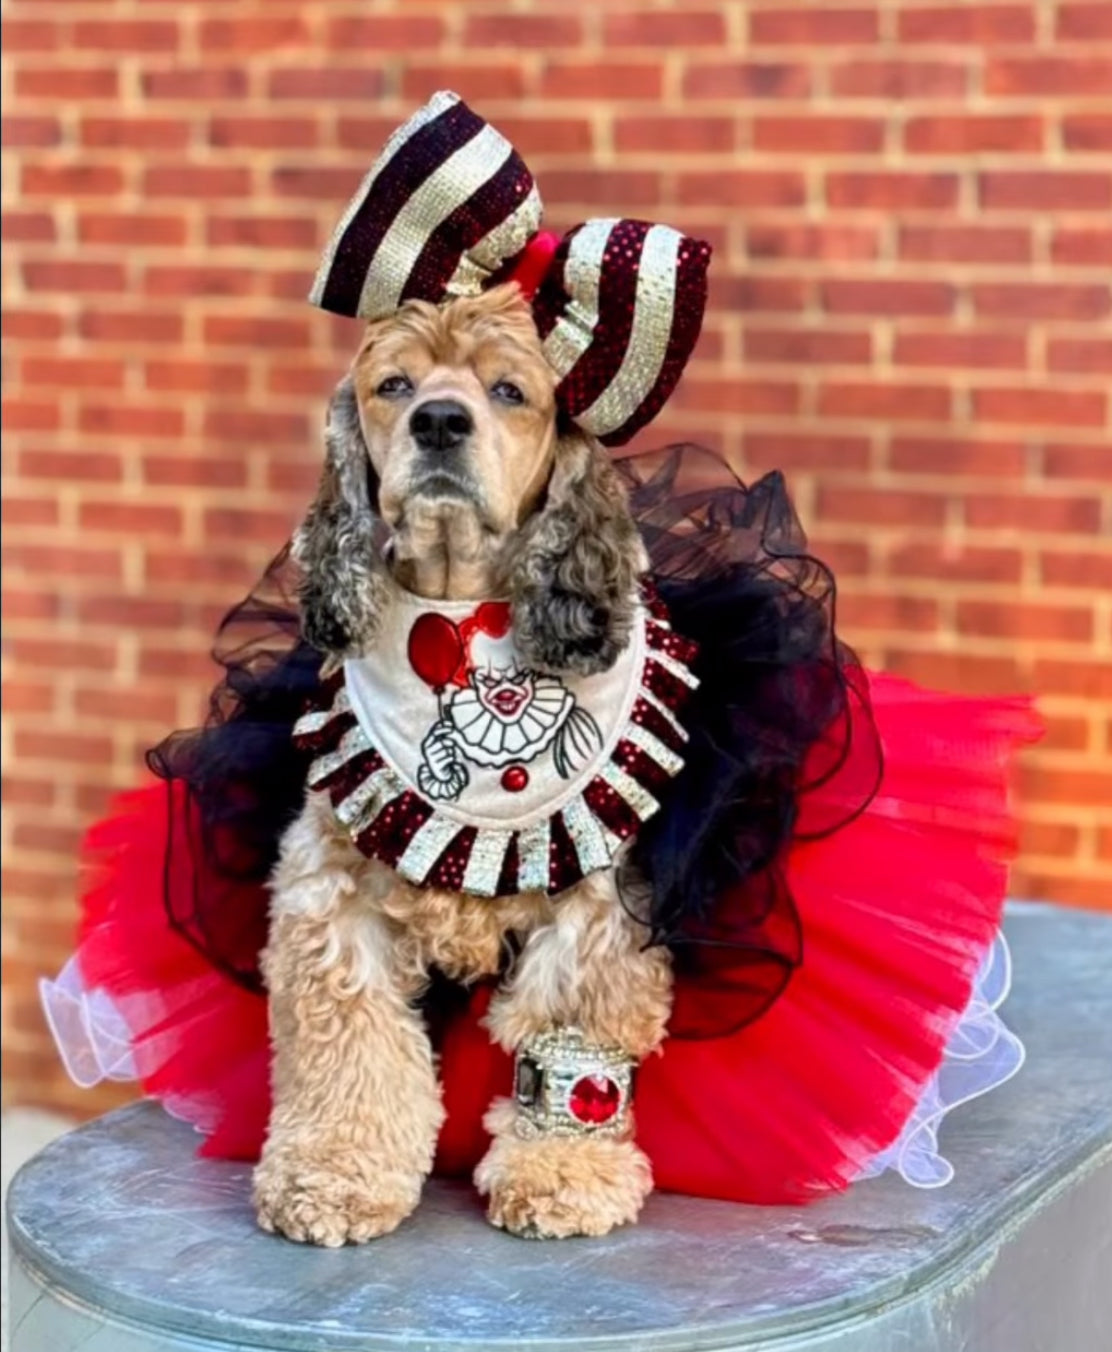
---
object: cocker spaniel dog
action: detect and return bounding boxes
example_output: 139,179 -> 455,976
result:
252,284 -> 673,1244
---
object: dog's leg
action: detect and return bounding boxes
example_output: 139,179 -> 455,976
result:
476,874 -> 672,1238
253,797 -> 444,1246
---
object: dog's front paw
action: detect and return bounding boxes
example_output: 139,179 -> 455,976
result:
253,1145 -> 422,1246
474,1102 -> 652,1239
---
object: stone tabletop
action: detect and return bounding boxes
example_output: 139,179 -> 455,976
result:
7,904 -> 1112,1352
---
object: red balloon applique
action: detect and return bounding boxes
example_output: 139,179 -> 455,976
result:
407,613 -> 463,693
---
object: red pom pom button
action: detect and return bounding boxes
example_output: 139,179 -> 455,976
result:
501,765 -> 529,793
569,1074 -> 621,1125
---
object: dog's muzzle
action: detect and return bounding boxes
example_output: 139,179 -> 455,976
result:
513,1027 -> 635,1139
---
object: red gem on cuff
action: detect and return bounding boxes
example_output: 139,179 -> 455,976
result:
569,1074 -> 621,1124
501,764 -> 529,793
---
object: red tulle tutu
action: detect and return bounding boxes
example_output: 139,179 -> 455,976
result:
48,670 -> 1038,1203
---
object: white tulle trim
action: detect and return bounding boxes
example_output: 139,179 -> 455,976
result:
857,931 -> 1025,1188
39,954 -> 138,1087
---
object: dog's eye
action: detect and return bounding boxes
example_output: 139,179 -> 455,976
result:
376,374 -> 413,398
491,380 -> 524,405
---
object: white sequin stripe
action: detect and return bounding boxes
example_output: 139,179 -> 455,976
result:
395,814 -> 467,887
638,684 -> 690,743
309,91 -> 458,308
305,723 -> 371,789
623,721 -> 685,778
600,762 -> 661,824
448,182 -> 544,296
560,796 -> 615,877
517,818 -> 552,893
462,828 -> 514,898
541,218 -> 615,380
576,225 -> 680,437
334,763 -> 404,831
651,646 -> 701,691
292,686 -> 351,739
357,126 -> 512,319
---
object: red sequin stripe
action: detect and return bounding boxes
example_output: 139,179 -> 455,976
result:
355,791 -> 434,870
642,656 -> 696,713
530,228 -> 576,341
293,709 -> 357,756
555,219 -> 650,418
496,835 -> 520,895
583,776 -> 642,839
314,745 -> 385,797
599,236 -> 712,447
629,695 -> 688,756
426,825 -> 478,892
548,811 -> 586,895
645,618 -> 699,669
610,738 -> 675,795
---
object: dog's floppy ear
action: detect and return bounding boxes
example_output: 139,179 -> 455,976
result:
505,426 -> 646,676
292,375 -> 390,661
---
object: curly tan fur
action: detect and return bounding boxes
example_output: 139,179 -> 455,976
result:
257,287 -> 667,1244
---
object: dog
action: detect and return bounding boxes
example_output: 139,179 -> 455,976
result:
252,283 -> 674,1244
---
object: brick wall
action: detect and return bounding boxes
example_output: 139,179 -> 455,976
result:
3,0 -> 1111,1115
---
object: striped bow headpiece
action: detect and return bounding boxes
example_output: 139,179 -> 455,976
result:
309,91 -> 711,447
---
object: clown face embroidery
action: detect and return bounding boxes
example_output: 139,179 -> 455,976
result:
409,602 -> 603,803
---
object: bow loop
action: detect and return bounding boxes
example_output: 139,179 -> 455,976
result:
309,92 -> 711,447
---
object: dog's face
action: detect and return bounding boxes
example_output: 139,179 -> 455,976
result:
352,285 -> 558,541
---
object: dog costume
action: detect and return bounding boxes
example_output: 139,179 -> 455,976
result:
44,93 -> 1039,1204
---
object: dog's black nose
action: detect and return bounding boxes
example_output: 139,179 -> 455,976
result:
410,400 -> 473,452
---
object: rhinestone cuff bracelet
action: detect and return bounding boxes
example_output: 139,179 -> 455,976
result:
513,1027 -> 635,1139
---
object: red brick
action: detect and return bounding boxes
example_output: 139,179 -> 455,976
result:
819,381 -> 951,422
326,15 -> 445,49
1,115 -> 61,147
464,14 -> 582,46
971,283 -> 1110,322
143,360 -> 249,396
144,166 -> 251,198
80,116 -> 190,150
204,316 -> 312,349
615,116 -> 735,154
72,20 -> 178,52
78,309 -> 183,344
1038,716 -> 1092,753
2,592 -> 59,623
1041,551 -> 1112,590
753,115 -> 884,154
1062,113 -> 1112,153
2,543 -> 122,580
203,409 -> 310,446
22,356 -> 126,391
965,492 -> 1103,533
143,68 -> 248,100
899,224 -> 1032,265
1,777 -> 56,808
2,212 -> 55,243
269,68 -> 385,100
144,550 -> 257,588
266,461 -> 321,495
142,455 -> 248,489
892,331 -> 1027,370
78,212 -> 187,247
981,170 -> 1112,211
709,275 -> 809,313
823,279 -> 954,316
1051,227 -> 1112,267
973,387 -> 1106,429
538,61 -> 659,101
888,437 -> 1027,478
957,600 -> 1092,644
9,637 -> 117,672
1016,873 -> 1112,909
74,688 -> 179,724
743,432 -> 871,473
77,595 -> 186,629
1046,338 -> 1112,375
19,448 -> 123,483
138,646 -> 223,682
987,57 -> 1112,97
745,327 -> 872,365
15,731 -> 115,767
16,67 -> 118,100
1030,663 -> 1112,701
839,593 -> 941,633
1057,3 -> 1112,38
886,650 -> 1024,695
672,378 -> 800,416
905,114 -> 1043,154
683,61 -> 812,99
142,265 -> 255,298
336,116 -> 423,152
1042,445 -> 1112,481
467,116 -> 594,156
750,7 -> 879,43
538,170 -> 662,208
827,172 -> 959,210
203,507 -> 297,544
77,501 -> 183,536
1021,822 -> 1083,858
887,541 -> 1023,584
828,57 -> 969,98
23,260 -> 127,295
746,222 -> 880,261
265,364 -> 342,399
677,170 -> 806,207
899,5 -> 1035,42
819,485 -> 949,528
78,404 -> 185,439
1,19 -> 59,52
3,310 -> 63,341
207,216 -> 318,250
1,402 -> 60,434
209,116 -> 319,150
271,165 -> 370,200
198,17 -> 310,53
21,164 -> 123,197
